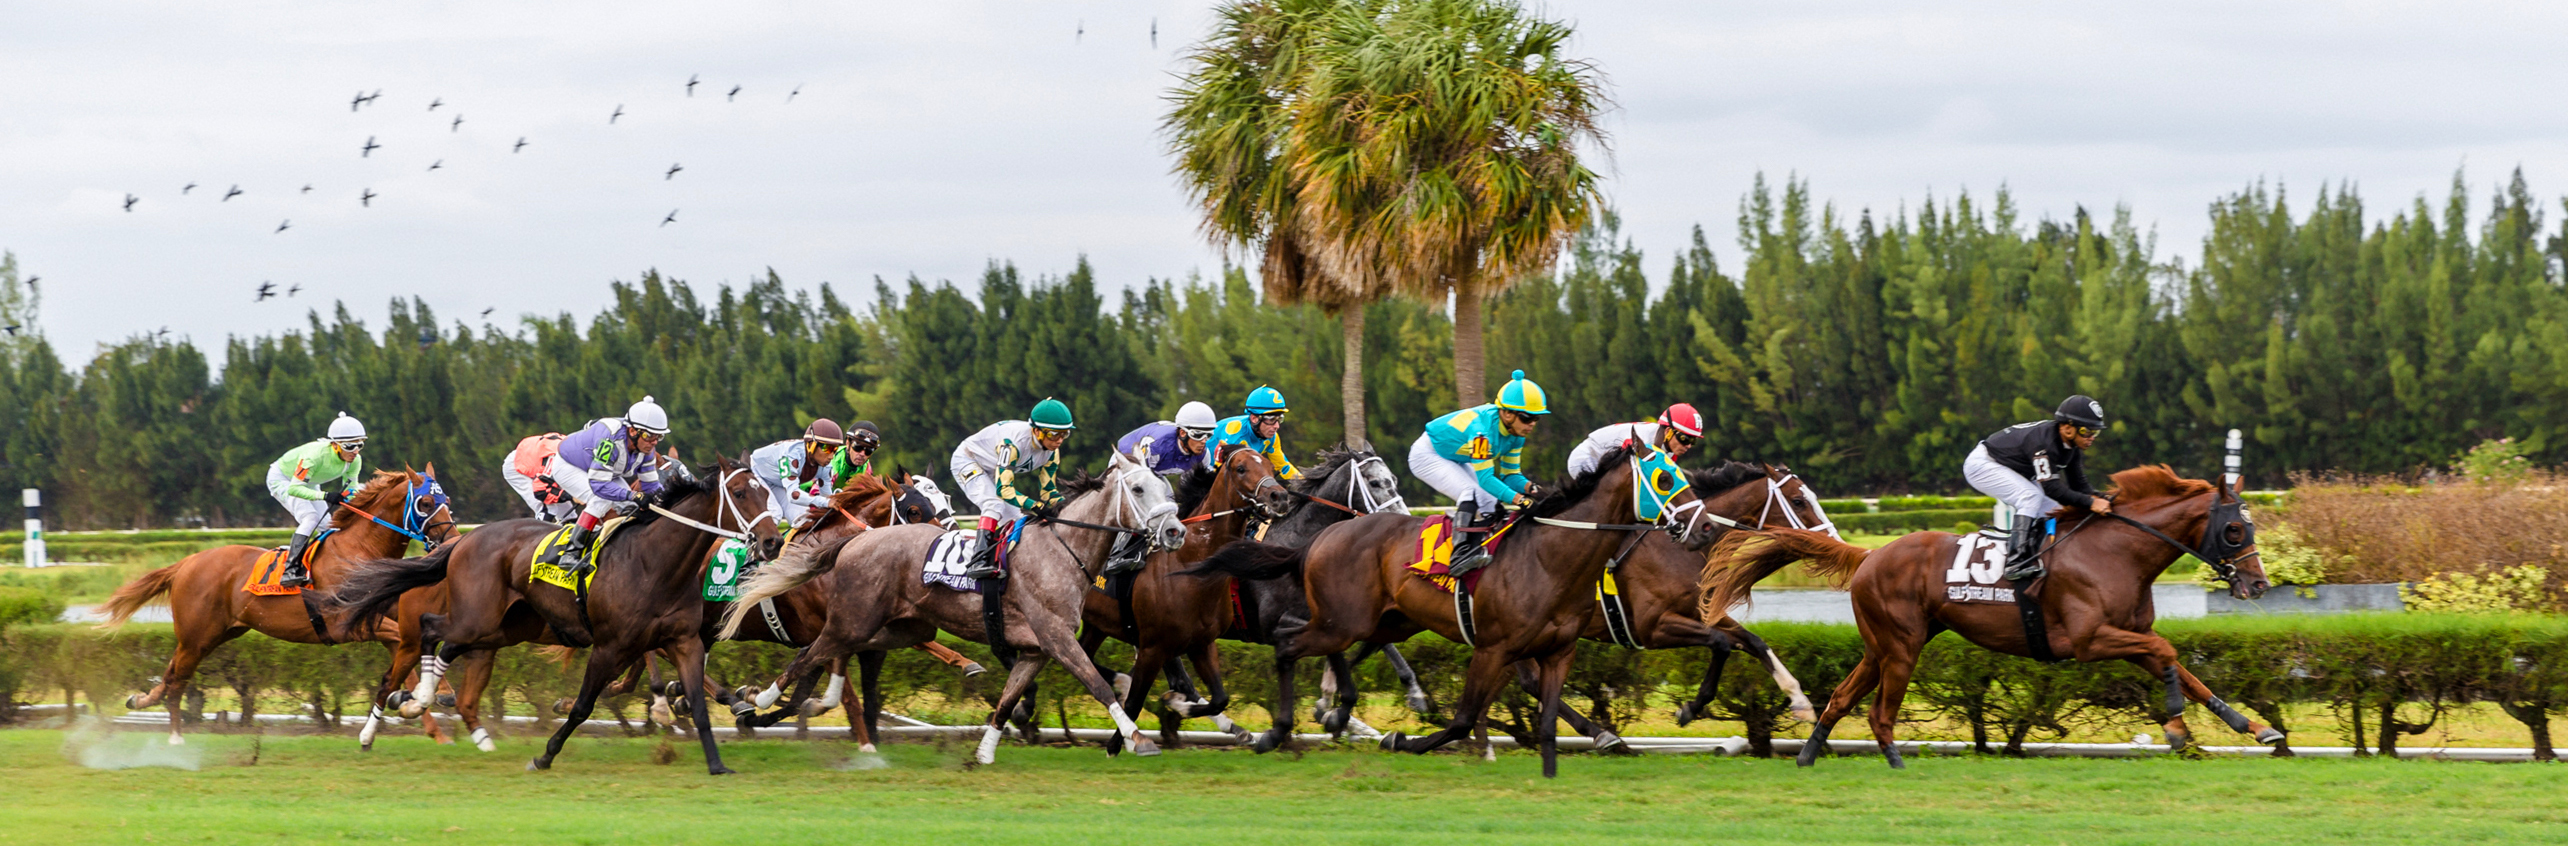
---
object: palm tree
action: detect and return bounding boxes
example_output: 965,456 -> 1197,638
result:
1281,0 -> 1608,408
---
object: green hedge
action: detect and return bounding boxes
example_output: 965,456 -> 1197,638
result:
11,614 -> 2568,759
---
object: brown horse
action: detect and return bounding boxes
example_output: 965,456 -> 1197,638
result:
330,456 -> 783,774
1075,444 -> 1292,746
1191,445 -> 1719,777
100,467 -> 456,746
1700,465 -> 2277,768
720,449 -> 1187,763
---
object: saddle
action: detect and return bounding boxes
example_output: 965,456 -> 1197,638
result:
1402,514 -> 1520,594
530,516 -> 630,593
242,528 -> 338,596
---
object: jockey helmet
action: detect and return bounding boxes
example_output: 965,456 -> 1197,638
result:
1494,370 -> 1550,416
327,412 -> 367,443
1030,397 -> 1077,430
1174,401 -> 1219,434
1657,403 -> 1704,437
626,396 -> 671,436
1243,386 -> 1289,415
803,418 -> 846,446
2055,395 -> 2107,430
848,420 -> 882,451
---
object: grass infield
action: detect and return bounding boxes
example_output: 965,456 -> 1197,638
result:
7,730 -> 2565,845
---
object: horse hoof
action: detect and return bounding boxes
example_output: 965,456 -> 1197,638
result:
2256,728 -> 2287,745
436,693 -> 457,708
731,701 -> 756,717
1593,730 -> 1629,752
708,766 -> 736,776
1252,732 -> 1281,754
1883,747 -> 1907,770
1226,726 -> 1254,746
167,734 -> 186,746
125,694 -> 146,709
1378,732 -> 1405,753
1673,703 -> 1698,727
1405,693 -> 1429,715
1131,737 -> 1161,757
962,663 -> 987,677
550,698 -> 574,716
1104,733 -> 1125,756
526,758 -> 549,771
1321,709 -> 1349,735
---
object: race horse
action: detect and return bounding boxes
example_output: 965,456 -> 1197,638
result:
99,467 -> 455,746
1227,447 -> 1430,740
330,456 -> 782,774
1074,444 -> 1291,747
1700,465 -> 2278,768
1192,445 -> 1721,777
720,449 -> 1187,763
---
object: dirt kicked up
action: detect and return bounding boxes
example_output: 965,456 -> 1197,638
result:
7,729 -> 2565,845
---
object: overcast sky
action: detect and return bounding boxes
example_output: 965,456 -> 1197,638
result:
7,1 -> 2565,360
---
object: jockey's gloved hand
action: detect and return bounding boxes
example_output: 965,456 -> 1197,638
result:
323,490 -> 346,510
1521,482 -> 1545,501
1030,505 -> 1061,522
1507,494 -> 1533,511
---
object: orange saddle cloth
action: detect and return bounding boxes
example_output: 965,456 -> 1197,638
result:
242,530 -> 332,596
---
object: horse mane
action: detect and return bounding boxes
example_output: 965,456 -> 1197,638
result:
1528,445 -> 1632,519
824,473 -> 892,507
1689,461 -> 1766,496
329,469 -> 421,531
2107,465 -> 2214,504
1172,463 -> 1219,517
1057,467 -> 1107,499
1290,445 -> 1369,495
623,461 -> 719,527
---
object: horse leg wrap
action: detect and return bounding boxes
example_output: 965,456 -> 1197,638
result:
359,706 -> 383,748
2205,696 -> 2254,733
975,725 -> 1003,765
471,727 -> 494,752
1107,703 -> 1141,738
1796,722 -> 1834,767
755,682 -> 782,709
2162,667 -> 2186,720
816,674 -> 846,710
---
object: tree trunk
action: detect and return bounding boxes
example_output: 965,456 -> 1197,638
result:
1340,307 -> 1369,450
1452,277 -> 1486,409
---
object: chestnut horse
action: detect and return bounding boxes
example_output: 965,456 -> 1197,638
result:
330,456 -> 783,774
1701,465 -> 2277,768
100,467 -> 456,746
1191,446 -> 1720,777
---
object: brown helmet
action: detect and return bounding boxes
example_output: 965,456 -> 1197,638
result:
803,418 -> 846,446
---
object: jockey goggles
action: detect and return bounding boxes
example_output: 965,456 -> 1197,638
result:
1250,412 -> 1285,426
2072,425 -> 2101,439
335,440 -> 365,453
1669,432 -> 1701,448
1179,426 -> 1212,441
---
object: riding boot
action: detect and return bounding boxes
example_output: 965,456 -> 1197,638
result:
278,531 -> 315,587
541,522 -> 597,570
2002,517 -> 2046,582
960,528 -> 1005,581
1446,508 -> 1500,577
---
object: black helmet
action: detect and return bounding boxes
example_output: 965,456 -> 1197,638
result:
2055,395 -> 2107,429
848,420 -> 882,450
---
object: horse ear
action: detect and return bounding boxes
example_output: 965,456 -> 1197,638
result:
422,461 -> 437,478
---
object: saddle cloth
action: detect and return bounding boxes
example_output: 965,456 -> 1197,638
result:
1943,531 -> 2016,604
923,529 -> 983,592
1402,515 -> 1517,594
702,538 -> 753,601
530,516 -> 630,593
242,528 -> 338,596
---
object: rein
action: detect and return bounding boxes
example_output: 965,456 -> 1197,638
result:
646,467 -> 777,544
2104,508 -> 2253,584
339,476 -> 453,551
1287,454 -> 1409,517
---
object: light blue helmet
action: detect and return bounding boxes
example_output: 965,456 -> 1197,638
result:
1244,386 -> 1289,415
1494,370 -> 1549,416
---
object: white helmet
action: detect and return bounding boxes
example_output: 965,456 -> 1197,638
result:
326,412 -> 367,443
1174,401 -> 1218,434
626,396 -> 670,435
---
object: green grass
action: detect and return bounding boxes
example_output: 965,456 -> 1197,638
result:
7,730 -> 2566,845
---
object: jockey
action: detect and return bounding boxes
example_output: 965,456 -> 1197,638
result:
1966,394 -> 2112,581
823,421 -> 883,482
538,396 -> 671,567
501,432 -> 575,523
265,412 -> 368,587
1117,401 -> 1219,477
1409,370 -> 1549,574
750,418 -> 847,531
1211,386 -> 1300,480
949,398 -> 1074,580
1566,402 -> 1704,478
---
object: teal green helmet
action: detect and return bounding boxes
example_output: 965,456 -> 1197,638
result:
1493,370 -> 1550,415
1244,386 -> 1289,415
1029,397 -> 1076,430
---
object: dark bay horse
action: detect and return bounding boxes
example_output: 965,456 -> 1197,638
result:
1193,446 -> 1719,777
720,449 -> 1186,763
330,456 -> 782,774
100,467 -> 455,746
1075,444 -> 1291,746
1225,447 -> 1427,739
1701,465 -> 2277,768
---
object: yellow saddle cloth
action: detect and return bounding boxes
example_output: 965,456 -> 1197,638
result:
530,517 -> 630,592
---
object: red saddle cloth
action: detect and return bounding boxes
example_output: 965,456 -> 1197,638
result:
1402,514 -> 1520,594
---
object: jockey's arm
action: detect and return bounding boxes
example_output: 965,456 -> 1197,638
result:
1469,459 -> 1521,506
1263,437 -> 1301,480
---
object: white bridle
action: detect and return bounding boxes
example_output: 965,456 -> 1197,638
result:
1758,473 -> 1839,538
1346,455 -> 1410,514
646,467 -> 778,543
1106,461 -> 1184,549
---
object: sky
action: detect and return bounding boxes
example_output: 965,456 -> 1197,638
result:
5,0 -> 2566,360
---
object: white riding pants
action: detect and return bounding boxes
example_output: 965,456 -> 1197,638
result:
502,455 -> 577,522
546,454 -> 630,521
1964,443 -> 2058,531
265,467 -> 330,534
950,458 -> 1025,525
1408,433 -> 1496,518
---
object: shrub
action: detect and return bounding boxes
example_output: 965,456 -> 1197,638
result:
2457,437 -> 2536,485
2282,469 -> 2568,608
2256,523 -> 2331,586
2404,565 -> 2551,613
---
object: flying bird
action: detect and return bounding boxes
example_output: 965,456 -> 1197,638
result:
288,284 -> 301,297
427,159 -> 443,172
686,74 -> 699,96
123,194 -> 138,212
660,209 -> 678,227
360,188 -> 376,207
1076,19 -> 1084,42
427,97 -> 443,111
256,281 -> 276,301
610,104 -> 624,124
350,90 -> 380,111
480,307 -> 495,318
361,136 -> 380,157
275,219 -> 290,233
788,84 -> 802,102
21,276 -> 34,287
301,184 -> 313,194
1151,18 -> 1158,48
182,182 -> 197,194
727,85 -> 741,101
451,114 -> 464,132
1,325 -> 17,337
513,137 -> 528,153
154,327 -> 170,340
223,185 -> 243,201
665,162 -> 682,180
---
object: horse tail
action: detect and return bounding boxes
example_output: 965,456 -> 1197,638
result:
99,562 -> 182,629
717,530 -> 860,640
533,644 -> 580,669
1182,540 -> 1305,581
1698,527 -> 1870,622
323,544 -> 456,642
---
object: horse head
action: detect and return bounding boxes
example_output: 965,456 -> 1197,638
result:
1213,444 -> 1294,519
1759,464 -> 1840,539
893,471 -> 953,525
342,466 -> 459,553
2205,479 -> 2267,600
709,453 -> 786,563
2104,465 -> 2267,600
1623,448 -> 1719,549
1105,450 -> 1186,550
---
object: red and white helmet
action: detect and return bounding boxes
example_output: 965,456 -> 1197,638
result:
1657,403 -> 1704,438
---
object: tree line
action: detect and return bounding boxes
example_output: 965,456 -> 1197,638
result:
2,171 -> 2564,529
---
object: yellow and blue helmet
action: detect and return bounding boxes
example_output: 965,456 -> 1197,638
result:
1244,386 -> 1289,415
1493,370 -> 1549,416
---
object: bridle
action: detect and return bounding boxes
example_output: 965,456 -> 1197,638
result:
646,467 -> 779,558
2102,491 -> 2260,586
341,474 -> 457,553
1753,470 -> 1837,537
1038,462 -> 1182,548
1181,449 -> 1292,525
1290,454 -> 1410,517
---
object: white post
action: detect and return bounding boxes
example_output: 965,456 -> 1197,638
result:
22,489 -> 45,568
2223,429 -> 2244,489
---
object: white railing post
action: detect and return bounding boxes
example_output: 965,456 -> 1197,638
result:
2224,429 -> 2244,489
22,489 -> 45,568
